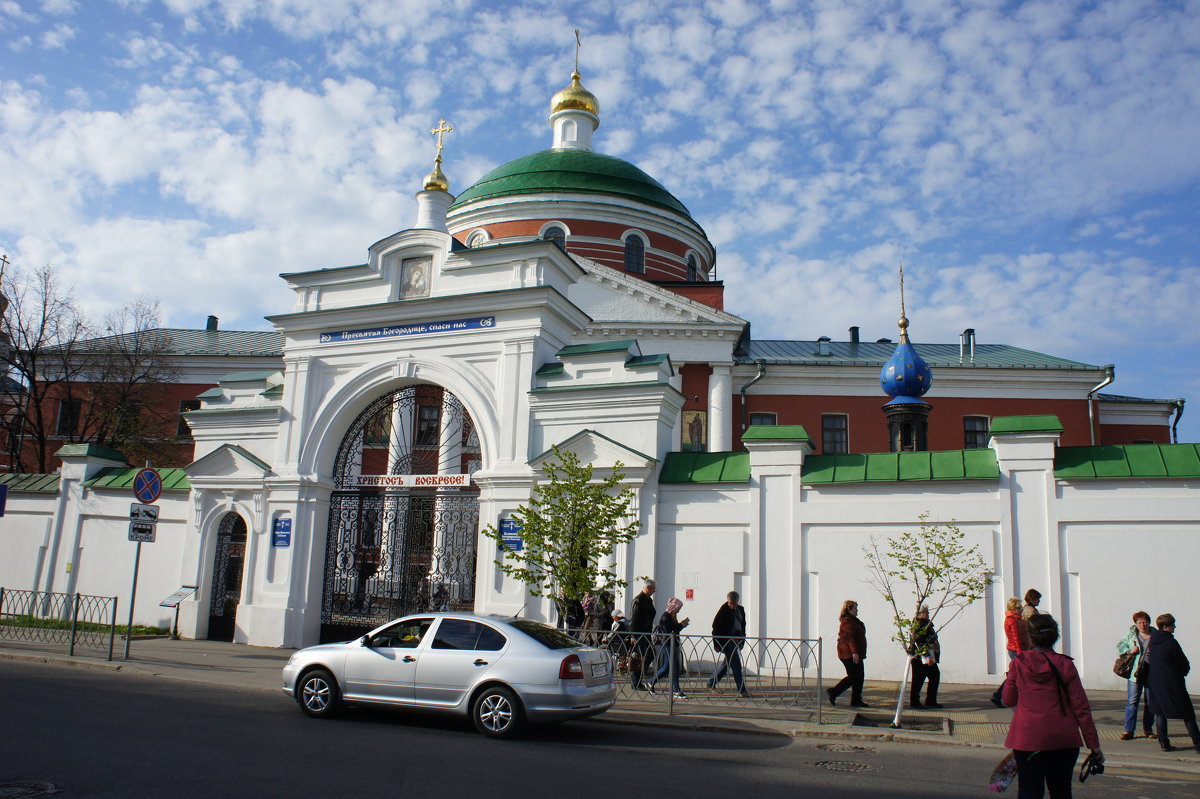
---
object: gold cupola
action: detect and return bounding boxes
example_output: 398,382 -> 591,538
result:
550,70 -> 600,118
423,159 -> 449,192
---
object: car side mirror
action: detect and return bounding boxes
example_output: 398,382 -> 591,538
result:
360,635 -> 371,647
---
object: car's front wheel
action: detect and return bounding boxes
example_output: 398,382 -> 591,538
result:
297,668 -> 341,718
471,686 -> 523,738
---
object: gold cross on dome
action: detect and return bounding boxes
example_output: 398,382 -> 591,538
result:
574,29 -> 582,72
431,119 -> 453,160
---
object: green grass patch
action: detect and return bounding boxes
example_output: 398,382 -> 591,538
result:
0,615 -> 167,636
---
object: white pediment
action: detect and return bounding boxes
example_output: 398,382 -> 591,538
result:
530,429 -> 658,474
568,255 -> 746,328
185,443 -> 273,481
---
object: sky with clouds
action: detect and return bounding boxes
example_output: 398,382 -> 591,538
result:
1,0 -> 1197,439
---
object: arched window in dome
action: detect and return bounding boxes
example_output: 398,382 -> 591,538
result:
466,230 -> 489,248
687,254 -> 699,282
624,234 -> 645,274
542,225 -> 566,251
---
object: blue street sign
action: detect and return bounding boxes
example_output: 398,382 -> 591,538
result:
499,518 -> 522,552
272,517 -> 292,548
133,468 -> 162,504
319,315 -> 495,344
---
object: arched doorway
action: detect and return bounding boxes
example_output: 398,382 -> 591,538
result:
208,512 -> 247,641
320,385 -> 480,642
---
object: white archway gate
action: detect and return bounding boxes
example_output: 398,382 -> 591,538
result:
319,384 -> 480,642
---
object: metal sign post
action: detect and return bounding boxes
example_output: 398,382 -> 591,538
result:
125,464 -> 161,660
159,586 -> 198,640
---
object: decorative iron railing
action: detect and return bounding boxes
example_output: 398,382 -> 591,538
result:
0,588 -> 118,660
564,626 -> 824,720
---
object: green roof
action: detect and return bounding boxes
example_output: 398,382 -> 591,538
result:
67,328 -> 282,357
990,415 -> 1064,435
802,449 -> 1000,484
221,370 -> 279,383
0,473 -> 61,493
660,451 -> 750,483
557,339 -> 637,357
84,466 -> 191,491
54,444 -> 128,462
741,424 -> 812,442
1055,444 -> 1200,479
449,150 -> 693,219
738,341 -> 1099,371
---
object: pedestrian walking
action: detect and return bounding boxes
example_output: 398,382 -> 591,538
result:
1116,611 -> 1155,740
991,597 -> 1029,707
908,605 -> 941,709
707,591 -> 749,697
1002,614 -> 1103,798
1022,588 -> 1042,622
647,597 -> 690,699
1146,613 -> 1200,752
827,600 -> 869,707
583,590 -> 614,645
629,579 -> 657,690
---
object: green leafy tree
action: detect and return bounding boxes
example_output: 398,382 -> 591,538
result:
863,513 -> 994,727
481,445 -> 640,626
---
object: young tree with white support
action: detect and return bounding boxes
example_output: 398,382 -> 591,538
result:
863,513 -> 994,727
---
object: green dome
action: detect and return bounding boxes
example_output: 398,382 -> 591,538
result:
449,149 -> 693,220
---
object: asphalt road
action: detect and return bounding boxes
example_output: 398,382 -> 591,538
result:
3,661 -> 1199,798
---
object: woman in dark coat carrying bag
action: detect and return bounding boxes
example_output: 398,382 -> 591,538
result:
1146,612 -> 1200,752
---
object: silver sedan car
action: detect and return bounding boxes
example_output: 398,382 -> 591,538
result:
282,613 -> 615,737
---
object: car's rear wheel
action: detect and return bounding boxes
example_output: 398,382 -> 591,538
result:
472,686 -> 523,738
297,668 -> 341,718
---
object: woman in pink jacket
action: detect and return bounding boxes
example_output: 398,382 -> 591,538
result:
1002,614 -> 1103,798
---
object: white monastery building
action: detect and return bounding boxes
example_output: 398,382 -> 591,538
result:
1,67 -> 1196,692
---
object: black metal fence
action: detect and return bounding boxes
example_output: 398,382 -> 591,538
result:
566,627 -> 824,720
0,588 -> 119,660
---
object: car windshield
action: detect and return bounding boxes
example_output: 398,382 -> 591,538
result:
508,620 -> 581,650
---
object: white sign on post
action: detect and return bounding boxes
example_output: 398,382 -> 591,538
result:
130,503 -> 159,522
128,520 -> 157,543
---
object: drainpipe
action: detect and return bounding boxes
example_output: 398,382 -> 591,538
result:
1086,365 -> 1115,445
1171,399 -> 1185,444
739,360 -> 767,433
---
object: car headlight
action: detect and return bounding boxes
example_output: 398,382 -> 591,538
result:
286,652 -> 299,665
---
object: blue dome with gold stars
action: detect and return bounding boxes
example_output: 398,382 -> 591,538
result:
880,318 -> 932,405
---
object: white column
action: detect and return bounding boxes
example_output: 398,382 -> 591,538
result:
414,189 -> 452,232
669,372 -> 684,452
708,364 -> 733,452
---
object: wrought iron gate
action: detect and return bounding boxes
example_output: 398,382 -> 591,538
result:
320,386 -> 480,642
208,513 -> 247,642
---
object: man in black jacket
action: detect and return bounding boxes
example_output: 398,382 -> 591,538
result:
708,591 -> 749,697
628,579 -> 657,689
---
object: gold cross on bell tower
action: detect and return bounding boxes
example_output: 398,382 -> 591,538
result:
431,119 -> 453,162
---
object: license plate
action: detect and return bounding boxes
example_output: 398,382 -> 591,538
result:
591,662 -> 608,677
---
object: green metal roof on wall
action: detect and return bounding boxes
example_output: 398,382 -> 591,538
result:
802,449 -> 1000,484
742,424 -> 812,443
557,339 -> 637,357
738,340 -> 1099,370
990,415 -> 1064,435
449,150 -> 694,219
1055,444 -> 1200,479
0,473 -> 61,493
84,466 -> 191,491
660,451 -> 750,483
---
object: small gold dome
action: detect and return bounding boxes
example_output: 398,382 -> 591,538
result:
423,159 -> 449,192
550,70 -> 599,117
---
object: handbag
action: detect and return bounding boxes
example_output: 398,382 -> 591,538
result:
1113,649 -> 1136,679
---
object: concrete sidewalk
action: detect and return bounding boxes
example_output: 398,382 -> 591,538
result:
4,636 -> 1199,770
